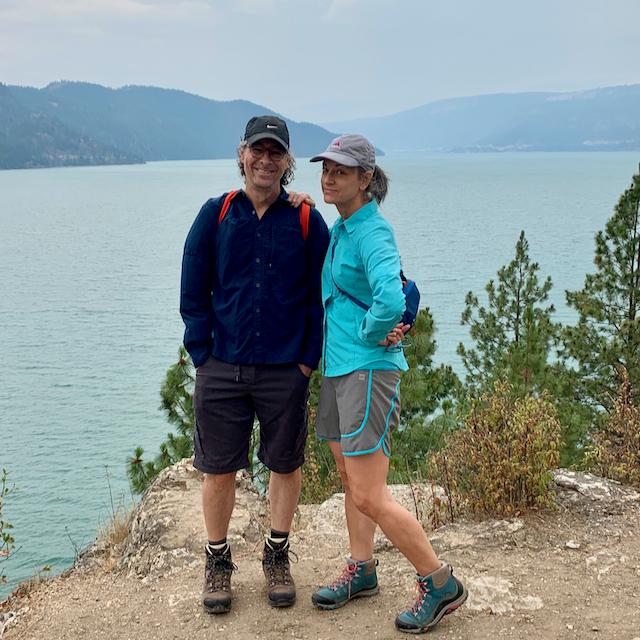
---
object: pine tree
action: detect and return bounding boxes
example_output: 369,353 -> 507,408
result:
455,232 -> 589,464
127,346 -> 195,493
561,165 -> 640,414
457,231 -> 557,398
400,308 -> 460,417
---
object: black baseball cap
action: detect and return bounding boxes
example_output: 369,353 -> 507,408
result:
244,116 -> 290,150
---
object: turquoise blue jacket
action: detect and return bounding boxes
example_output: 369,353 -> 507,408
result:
321,200 -> 409,377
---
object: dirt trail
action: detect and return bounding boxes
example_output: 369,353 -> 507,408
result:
2,467 -> 640,640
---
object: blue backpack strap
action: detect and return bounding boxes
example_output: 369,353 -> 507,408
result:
337,285 -> 369,310
330,241 -> 369,310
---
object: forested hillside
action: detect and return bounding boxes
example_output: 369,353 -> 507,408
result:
0,84 -> 142,169
6,82 -> 338,166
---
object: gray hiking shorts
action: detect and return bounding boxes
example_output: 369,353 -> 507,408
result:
316,369 -> 401,457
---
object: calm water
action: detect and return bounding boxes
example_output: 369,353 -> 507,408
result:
1,153 -> 638,597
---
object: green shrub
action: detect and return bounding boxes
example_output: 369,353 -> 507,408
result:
430,380 -> 561,514
584,369 -> 640,488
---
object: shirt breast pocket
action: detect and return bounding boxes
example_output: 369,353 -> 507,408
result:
268,226 -> 306,287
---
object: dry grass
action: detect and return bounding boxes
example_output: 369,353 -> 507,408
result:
98,496 -> 133,548
11,566 -> 52,600
96,492 -> 135,572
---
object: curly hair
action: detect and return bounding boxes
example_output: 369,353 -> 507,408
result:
236,140 -> 296,187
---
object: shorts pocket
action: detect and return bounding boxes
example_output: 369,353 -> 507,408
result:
337,371 -> 371,439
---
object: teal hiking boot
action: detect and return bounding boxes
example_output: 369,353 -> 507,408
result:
312,557 -> 379,609
395,564 -> 467,633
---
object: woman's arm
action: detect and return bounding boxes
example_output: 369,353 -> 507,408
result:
356,224 -> 406,345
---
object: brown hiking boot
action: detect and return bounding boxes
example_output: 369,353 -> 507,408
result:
202,544 -> 236,613
262,538 -> 296,607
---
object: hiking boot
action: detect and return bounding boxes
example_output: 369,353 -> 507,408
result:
262,538 -> 296,607
312,557 -> 379,610
395,564 -> 468,633
202,544 -> 236,614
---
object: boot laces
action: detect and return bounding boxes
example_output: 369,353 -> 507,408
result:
205,552 -> 236,591
329,563 -> 360,598
264,544 -> 297,587
411,578 -> 431,615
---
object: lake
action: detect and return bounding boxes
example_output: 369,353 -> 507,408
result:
1,152 -> 638,598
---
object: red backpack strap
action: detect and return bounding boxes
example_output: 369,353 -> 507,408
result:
217,190 -> 240,227
299,202 -> 310,241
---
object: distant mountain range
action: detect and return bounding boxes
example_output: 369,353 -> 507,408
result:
0,82 -> 339,170
1,82 -> 639,170
325,85 -> 640,153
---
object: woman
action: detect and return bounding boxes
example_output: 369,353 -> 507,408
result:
309,135 -> 467,633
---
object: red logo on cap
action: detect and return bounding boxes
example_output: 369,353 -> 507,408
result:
332,141 -> 340,147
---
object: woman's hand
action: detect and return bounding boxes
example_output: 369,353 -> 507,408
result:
379,322 -> 410,347
288,192 -> 316,208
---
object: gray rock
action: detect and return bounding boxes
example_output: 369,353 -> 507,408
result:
465,575 -> 543,613
0,610 -> 17,638
118,459 -> 267,579
552,469 -> 640,515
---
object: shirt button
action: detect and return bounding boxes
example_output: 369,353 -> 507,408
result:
255,308 -> 260,313
255,331 -> 260,337
257,232 -> 261,238
255,282 -> 261,288
256,257 -> 260,263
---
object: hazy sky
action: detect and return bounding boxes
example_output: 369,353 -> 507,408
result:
1,0 -> 639,122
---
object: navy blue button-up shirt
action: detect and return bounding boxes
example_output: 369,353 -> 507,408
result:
180,189 -> 330,369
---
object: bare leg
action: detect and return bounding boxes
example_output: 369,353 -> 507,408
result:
345,448 -> 440,576
269,468 -> 301,532
202,472 -> 236,541
328,441 -> 377,561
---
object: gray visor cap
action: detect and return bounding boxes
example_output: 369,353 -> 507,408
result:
310,134 -> 375,172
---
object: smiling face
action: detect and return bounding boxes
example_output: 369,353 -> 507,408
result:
321,159 -> 372,219
240,138 -> 290,198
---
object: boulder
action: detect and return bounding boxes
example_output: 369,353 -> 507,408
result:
118,459 -> 267,578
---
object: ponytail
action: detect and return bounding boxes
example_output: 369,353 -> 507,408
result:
362,165 -> 389,204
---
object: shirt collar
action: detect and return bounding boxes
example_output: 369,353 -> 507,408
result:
238,187 -> 291,209
343,200 -> 378,233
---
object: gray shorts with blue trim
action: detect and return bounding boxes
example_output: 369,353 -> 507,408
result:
316,369 -> 401,457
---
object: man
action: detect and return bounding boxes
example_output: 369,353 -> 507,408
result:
180,115 -> 329,613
